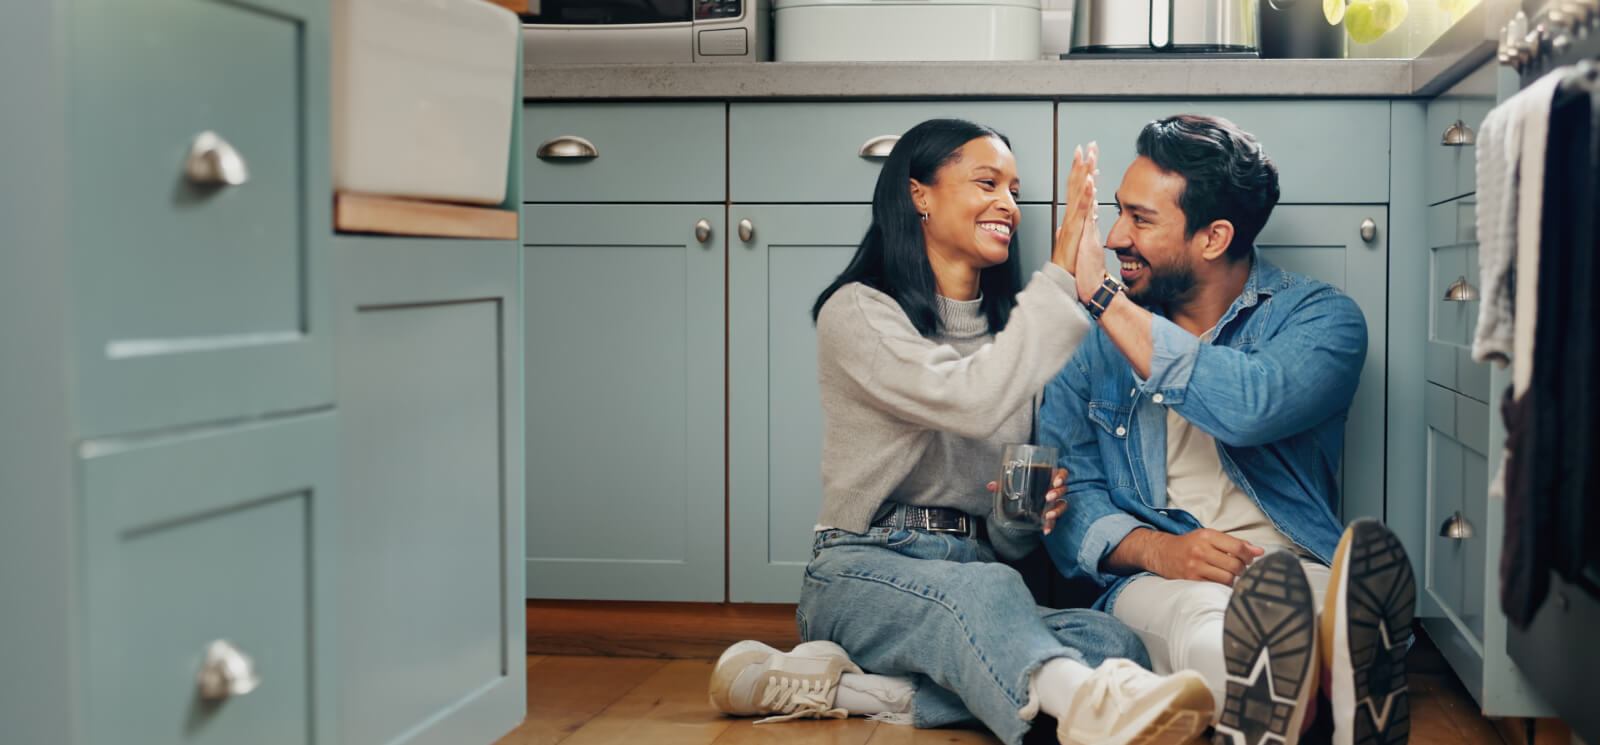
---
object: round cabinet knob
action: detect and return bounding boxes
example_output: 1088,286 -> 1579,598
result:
535,135 -> 598,160
1359,218 -> 1377,243
184,131 -> 249,187
196,639 -> 260,702
857,135 -> 899,160
1439,511 -> 1475,539
694,219 -> 712,243
737,219 -> 754,242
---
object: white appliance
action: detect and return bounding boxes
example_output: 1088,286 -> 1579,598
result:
332,0 -> 521,204
522,0 -> 771,63
773,0 -> 1041,61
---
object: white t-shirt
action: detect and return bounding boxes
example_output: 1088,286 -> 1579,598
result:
1164,407 -> 1311,557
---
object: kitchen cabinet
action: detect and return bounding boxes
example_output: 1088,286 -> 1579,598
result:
334,235 -> 527,745
521,97 -> 1408,605
1387,60 -> 1553,716
4,0 -> 338,741
521,103 -> 727,603
70,0 -> 334,439
3,0 -> 528,742
522,204 -> 728,602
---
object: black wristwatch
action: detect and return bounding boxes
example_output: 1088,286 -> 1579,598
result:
1084,274 -> 1124,321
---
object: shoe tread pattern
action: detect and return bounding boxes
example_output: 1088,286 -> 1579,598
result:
1344,520 -> 1415,745
1214,551 -> 1316,745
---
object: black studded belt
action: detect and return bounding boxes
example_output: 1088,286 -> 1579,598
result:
871,503 -> 974,535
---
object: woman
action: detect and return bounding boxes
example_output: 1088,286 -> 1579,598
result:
707,119 -> 1213,745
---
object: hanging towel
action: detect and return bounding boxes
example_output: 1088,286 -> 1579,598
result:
1472,68 -> 1568,372
1496,66 -> 1583,630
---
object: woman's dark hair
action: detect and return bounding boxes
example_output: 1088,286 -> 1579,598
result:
810,118 -> 1021,337
1135,114 -> 1280,262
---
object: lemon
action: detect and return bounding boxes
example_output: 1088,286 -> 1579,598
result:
1343,0 -> 1407,44
1373,0 -> 1408,28
1324,0 -> 1345,25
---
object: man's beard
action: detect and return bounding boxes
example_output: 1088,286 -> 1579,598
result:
1126,260 -> 1198,309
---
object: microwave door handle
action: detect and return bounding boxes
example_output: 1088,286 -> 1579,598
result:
1149,0 -> 1173,49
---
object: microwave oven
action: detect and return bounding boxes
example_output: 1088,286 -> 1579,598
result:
522,0 -> 770,63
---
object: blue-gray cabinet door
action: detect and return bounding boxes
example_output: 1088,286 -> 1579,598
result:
81,411 -> 338,745
1252,206 -> 1389,526
727,204 -> 1055,604
70,0 -> 333,438
523,205 -> 726,602
334,235 -> 526,745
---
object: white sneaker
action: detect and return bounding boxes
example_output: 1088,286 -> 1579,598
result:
707,640 -> 863,724
1058,659 -> 1214,745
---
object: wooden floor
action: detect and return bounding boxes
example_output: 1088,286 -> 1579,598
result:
495,631 -> 1527,745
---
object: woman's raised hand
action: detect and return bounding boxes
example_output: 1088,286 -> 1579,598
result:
1052,142 -> 1099,273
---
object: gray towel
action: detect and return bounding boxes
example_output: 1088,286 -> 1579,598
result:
1472,68 -> 1567,375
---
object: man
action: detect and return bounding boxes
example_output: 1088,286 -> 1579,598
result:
1039,115 -> 1416,745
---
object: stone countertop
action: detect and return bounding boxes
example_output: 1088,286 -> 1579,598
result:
523,2 -> 1511,101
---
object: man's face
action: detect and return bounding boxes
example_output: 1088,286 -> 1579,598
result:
1105,156 -> 1199,308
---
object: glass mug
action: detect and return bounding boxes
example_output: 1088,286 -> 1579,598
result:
994,443 -> 1059,531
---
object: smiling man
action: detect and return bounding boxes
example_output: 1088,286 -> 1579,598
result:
1039,115 -> 1417,745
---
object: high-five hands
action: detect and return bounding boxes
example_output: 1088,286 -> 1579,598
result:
1053,142 -> 1100,273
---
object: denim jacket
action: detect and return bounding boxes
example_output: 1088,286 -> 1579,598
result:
1038,254 -> 1367,610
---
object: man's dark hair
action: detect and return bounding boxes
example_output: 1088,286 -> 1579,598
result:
1136,114 -> 1280,262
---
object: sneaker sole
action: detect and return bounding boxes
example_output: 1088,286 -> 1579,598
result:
1323,519 -> 1415,745
1060,673 -> 1215,745
1214,551 -> 1318,745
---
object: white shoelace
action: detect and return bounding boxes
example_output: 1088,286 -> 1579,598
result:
1078,660 -> 1148,718
753,674 -> 848,724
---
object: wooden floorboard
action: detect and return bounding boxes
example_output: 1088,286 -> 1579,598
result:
552,659 -> 738,745
495,656 -> 669,745
528,600 -> 802,658
506,615 -> 1528,745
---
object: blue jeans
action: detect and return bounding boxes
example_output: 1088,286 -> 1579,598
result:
796,526 -> 1151,745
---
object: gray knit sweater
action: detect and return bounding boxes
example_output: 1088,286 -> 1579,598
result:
813,262 -> 1092,560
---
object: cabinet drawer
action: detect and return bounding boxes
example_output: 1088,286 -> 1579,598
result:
81,412 -> 336,745
523,102 -> 725,203
72,0 -> 331,438
1425,384 -> 1489,643
1057,100 -> 1390,204
730,102 -> 1054,203
1425,62 -> 1497,205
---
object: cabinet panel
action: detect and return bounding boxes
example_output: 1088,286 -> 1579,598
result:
1426,62 -> 1496,205
1057,100 -> 1391,204
335,236 -> 526,745
728,204 -> 1053,603
522,103 -> 725,203
728,205 -> 869,603
1254,206 -> 1389,523
523,205 -> 725,601
82,412 -> 337,745
730,101 -> 1054,204
72,0 -> 332,438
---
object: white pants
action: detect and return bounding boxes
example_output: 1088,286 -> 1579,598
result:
1109,554 -> 1330,717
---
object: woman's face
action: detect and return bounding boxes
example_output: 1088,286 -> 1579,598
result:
911,136 -> 1020,272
